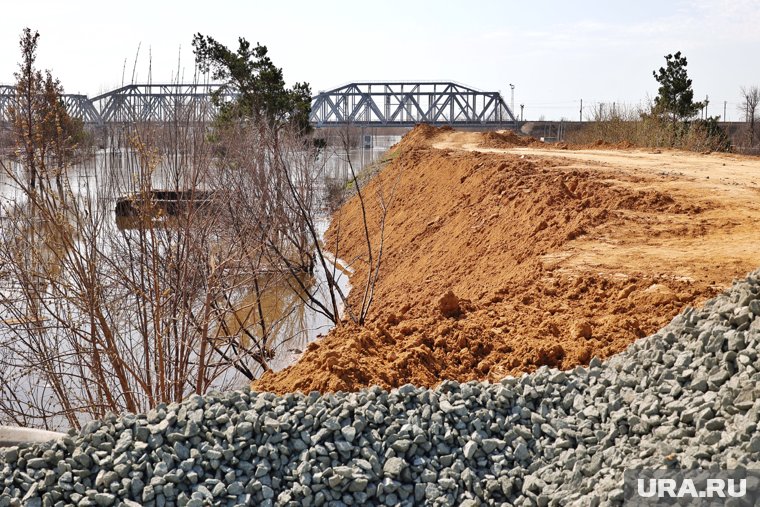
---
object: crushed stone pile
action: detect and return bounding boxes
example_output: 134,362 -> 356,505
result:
2,271 -> 760,506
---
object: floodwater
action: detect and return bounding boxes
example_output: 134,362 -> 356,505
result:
266,135 -> 399,368
0,133 -> 399,427
321,134 -> 401,181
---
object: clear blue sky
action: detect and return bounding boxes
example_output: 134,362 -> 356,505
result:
1,0 -> 758,120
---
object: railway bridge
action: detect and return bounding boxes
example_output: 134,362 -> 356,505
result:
0,81 -> 517,129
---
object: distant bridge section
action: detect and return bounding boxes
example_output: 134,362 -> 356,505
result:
1,83 -> 230,126
1,85 -> 101,125
1,81 -> 517,129
89,83 -> 232,123
0,85 -> 13,123
310,82 -> 516,128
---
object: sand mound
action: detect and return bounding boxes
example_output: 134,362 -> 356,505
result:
479,130 -> 539,148
254,129 -> 756,394
390,124 -> 453,152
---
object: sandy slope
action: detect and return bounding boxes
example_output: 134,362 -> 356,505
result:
254,126 -> 760,394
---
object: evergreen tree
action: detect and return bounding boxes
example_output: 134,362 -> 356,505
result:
192,34 -> 312,134
652,51 -> 704,134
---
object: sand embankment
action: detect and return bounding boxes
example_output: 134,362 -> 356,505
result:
255,126 -> 760,393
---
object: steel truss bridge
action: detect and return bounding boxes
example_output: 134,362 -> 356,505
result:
310,82 -> 515,127
0,81 -> 516,128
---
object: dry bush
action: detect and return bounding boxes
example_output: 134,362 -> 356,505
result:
0,97 -> 381,430
0,70 -> 326,429
0,115 -> 339,428
0,117 -> 246,429
567,103 -> 730,152
680,118 -> 731,152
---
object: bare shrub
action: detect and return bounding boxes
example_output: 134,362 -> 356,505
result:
567,102 -> 730,152
739,86 -> 760,148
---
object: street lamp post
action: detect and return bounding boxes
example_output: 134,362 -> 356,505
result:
509,83 -> 515,116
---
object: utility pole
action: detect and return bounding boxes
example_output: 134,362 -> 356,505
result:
704,95 -> 709,119
520,104 -> 524,122
580,99 -> 583,122
509,83 -> 515,116
724,100 -> 727,122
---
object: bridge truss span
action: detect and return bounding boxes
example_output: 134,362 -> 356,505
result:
89,83 -> 234,124
1,85 -> 101,125
310,81 -> 517,128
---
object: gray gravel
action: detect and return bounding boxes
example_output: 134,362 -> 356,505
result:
3,271 -> 760,506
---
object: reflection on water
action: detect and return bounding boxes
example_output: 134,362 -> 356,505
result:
321,134 -> 401,182
214,219 -> 352,375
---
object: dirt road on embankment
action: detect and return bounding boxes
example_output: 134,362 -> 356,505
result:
254,126 -> 760,394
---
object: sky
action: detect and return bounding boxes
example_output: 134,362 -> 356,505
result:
1,0 -> 759,121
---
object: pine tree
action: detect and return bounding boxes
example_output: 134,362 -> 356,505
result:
652,51 -> 703,136
192,34 -> 312,135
